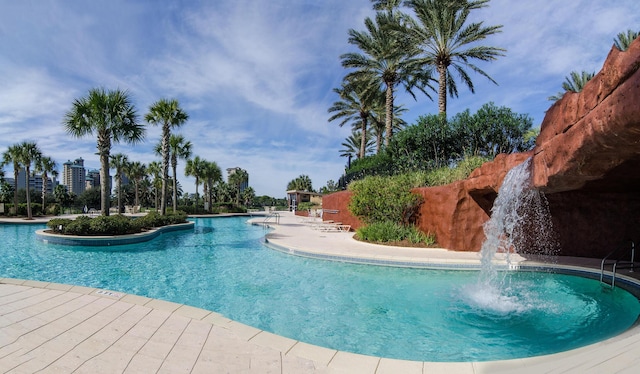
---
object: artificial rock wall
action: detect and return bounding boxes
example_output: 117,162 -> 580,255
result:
323,38 -> 640,257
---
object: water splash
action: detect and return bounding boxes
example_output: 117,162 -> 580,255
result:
471,157 -> 559,313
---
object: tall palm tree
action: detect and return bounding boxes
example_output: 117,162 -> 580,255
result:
341,11 -> 433,146
126,161 -> 146,211
328,78 -> 384,158
145,99 -> 189,215
614,29 -> 639,51
340,131 -> 374,161
64,88 -> 143,216
147,161 -> 162,211
202,160 -> 222,212
185,156 -> 205,211
406,0 -> 505,116
16,141 -> 42,219
109,153 -> 129,214
370,103 -> 407,153
547,71 -> 594,101
1,144 -> 22,216
168,135 -> 192,212
228,168 -> 249,206
35,156 -> 57,215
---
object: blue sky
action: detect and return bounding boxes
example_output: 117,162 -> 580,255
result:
0,0 -> 638,198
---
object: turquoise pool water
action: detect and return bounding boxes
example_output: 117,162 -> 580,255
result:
1,217 -> 639,362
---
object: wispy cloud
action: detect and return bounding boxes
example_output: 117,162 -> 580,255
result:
0,0 -> 638,196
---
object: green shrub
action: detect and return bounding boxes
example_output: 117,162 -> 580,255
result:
45,211 -> 188,236
356,221 -> 436,245
425,155 -> 489,186
47,218 -> 73,233
348,174 -> 424,226
65,215 -> 92,235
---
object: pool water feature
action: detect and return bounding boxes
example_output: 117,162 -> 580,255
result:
1,217 -> 639,362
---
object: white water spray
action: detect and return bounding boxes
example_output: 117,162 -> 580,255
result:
466,157 -> 558,314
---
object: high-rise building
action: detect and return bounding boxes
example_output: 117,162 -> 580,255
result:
14,169 -> 55,194
62,158 -> 86,195
86,169 -> 101,189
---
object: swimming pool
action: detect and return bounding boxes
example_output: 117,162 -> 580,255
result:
1,217 -> 639,362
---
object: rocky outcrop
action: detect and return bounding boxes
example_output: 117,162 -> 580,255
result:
323,38 -> 640,257
533,39 -> 640,194
414,152 -> 532,251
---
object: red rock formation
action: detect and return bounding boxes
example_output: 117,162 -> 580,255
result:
414,152 -> 532,251
321,190 -> 363,230
323,38 -> 640,257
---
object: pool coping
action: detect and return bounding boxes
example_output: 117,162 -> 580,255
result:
1,212 -> 639,372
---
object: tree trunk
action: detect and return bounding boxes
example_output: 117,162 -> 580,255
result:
385,82 -> 394,147
25,166 -> 32,219
160,123 -> 170,215
438,64 -> 447,116
100,154 -> 110,216
359,114 -> 367,159
41,172 -> 47,214
172,163 -> 178,213
12,169 -> 18,216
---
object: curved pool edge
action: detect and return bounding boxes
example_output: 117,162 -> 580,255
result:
254,213 -> 640,372
34,221 -> 195,246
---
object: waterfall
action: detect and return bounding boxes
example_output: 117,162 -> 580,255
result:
466,157 -> 559,314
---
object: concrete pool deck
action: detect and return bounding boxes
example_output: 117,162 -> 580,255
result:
1,212 -> 639,373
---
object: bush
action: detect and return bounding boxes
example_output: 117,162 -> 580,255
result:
425,155 -> 489,186
45,212 -> 188,236
356,221 -> 436,245
348,174 -> 424,226
47,218 -> 73,233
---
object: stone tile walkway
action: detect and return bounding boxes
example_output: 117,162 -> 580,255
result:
1,212 -> 639,373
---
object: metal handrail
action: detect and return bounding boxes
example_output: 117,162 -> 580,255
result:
600,240 -> 635,289
263,212 -> 280,225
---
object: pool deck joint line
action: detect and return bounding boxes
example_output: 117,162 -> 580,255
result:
1,212 -> 639,373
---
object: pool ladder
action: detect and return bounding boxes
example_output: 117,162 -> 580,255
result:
600,240 -> 635,289
263,212 -> 280,226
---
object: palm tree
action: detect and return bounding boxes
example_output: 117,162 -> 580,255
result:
228,168 -> 248,206
341,11 -> 433,146
168,135 -> 192,212
145,99 -> 189,215
614,29 -> 639,51
370,104 -> 407,153
109,153 -> 129,214
35,156 -> 57,215
1,144 -> 22,216
16,141 -> 42,219
340,131 -> 374,161
287,175 -> 314,192
147,161 -> 162,211
547,71 -> 594,101
406,0 -> 505,116
202,160 -> 222,212
126,161 -> 146,211
185,156 -> 205,211
329,78 -> 384,158
63,88 -> 143,216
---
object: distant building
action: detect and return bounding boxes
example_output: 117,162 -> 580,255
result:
62,158 -> 86,195
86,169 -> 101,189
15,169 -> 55,194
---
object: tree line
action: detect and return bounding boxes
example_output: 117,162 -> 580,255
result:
0,89 -> 254,218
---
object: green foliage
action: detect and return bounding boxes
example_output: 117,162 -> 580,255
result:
47,218 -> 73,233
356,221 -> 436,245
45,212 -> 188,236
342,103 -> 534,184
425,155 -> 489,186
348,174 -> 424,225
